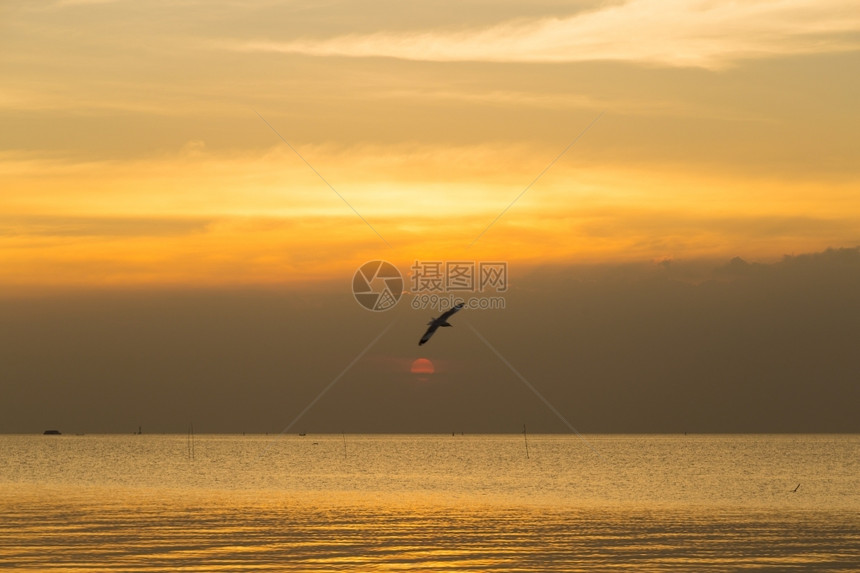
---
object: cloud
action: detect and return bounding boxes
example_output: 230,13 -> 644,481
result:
3,142 -> 859,290
0,216 -> 212,238
235,0 -> 860,68
2,247 -> 858,433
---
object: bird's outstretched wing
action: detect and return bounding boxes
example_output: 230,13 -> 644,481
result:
418,302 -> 465,345
419,324 -> 439,346
439,302 -> 465,321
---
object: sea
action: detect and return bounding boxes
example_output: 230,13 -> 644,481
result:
1,434 -> 857,571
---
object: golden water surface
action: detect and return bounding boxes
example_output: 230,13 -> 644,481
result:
1,434 -> 857,571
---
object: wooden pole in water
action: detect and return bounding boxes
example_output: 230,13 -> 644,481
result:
342,431 -> 347,460
523,424 -> 529,459
187,422 -> 195,460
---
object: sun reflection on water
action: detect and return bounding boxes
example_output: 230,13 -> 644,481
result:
0,434 -> 857,571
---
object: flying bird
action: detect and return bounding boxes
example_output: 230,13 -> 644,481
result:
419,302 -> 464,345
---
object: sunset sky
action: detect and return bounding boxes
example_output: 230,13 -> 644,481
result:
3,0 -> 859,289
1,1 -> 859,433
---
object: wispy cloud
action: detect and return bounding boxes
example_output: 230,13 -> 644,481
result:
234,0 -> 860,68
0,216 -> 212,238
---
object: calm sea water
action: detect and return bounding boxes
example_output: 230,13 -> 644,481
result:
1,434 -> 857,571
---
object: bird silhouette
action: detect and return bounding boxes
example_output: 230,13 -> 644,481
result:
418,302 -> 464,345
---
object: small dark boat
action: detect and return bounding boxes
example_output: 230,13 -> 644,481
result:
43,430 -> 61,435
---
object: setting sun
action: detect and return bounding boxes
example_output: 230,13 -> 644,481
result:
410,358 -> 435,377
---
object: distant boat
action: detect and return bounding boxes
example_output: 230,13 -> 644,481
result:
299,433 -> 307,437
43,430 -> 61,435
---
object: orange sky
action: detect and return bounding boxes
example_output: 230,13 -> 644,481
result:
2,0 -> 859,291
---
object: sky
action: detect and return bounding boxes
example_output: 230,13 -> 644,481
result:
1,0 -> 859,433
